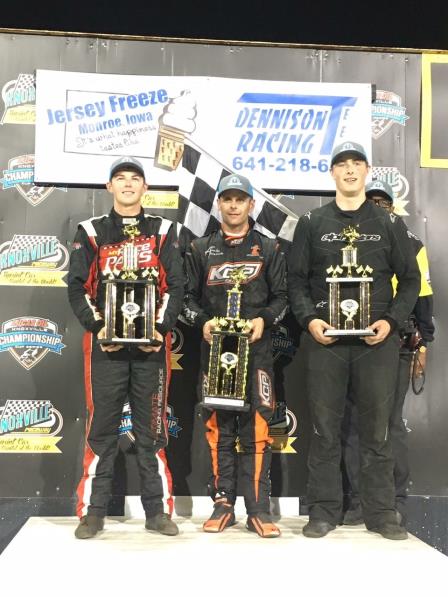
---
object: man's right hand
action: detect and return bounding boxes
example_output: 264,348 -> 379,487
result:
97,326 -> 123,352
203,319 -> 216,344
308,319 -> 338,345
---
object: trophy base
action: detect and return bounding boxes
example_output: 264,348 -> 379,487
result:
200,396 -> 250,412
98,338 -> 163,346
324,329 -> 376,337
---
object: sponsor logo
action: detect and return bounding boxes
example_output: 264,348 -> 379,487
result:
0,398 -> 63,453
99,236 -> 156,272
271,325 -> 295,362
371,166 -> 410,216
1,73 -> 35,125
270,406 -> 298,454
258,369 -> 273,408
248,244 -> 261,257
0,317 -> 66,370
0,154 -> 66,206
205,245 -> 224,257
321,232 -> 381,242
118,402 -> 182,441
207,261 -> 262,285
150,368 -> 165,437
0,234 -> 69,287
371,90 -> 409,139
170,326 -> 184,371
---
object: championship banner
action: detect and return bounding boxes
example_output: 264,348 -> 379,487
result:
421,54 -> 448,168
34,70 -> 372,191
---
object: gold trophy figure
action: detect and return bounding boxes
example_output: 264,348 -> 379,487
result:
324,226 -> 375,337
100,224 -> 162,346
202,266 -> 253,412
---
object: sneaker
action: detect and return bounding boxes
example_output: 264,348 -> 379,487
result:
246,512 -> 281,538
369,523 -> 408,540
145,513 -> 179,536
302,519 -> 335,538
74,515 -> 104,539
203,498 -> 236,533
343,504 -> 364,526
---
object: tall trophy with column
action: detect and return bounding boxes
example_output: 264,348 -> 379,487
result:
98,224 -> 162,346
324,226 -> 376,337
202,266 -> 253,412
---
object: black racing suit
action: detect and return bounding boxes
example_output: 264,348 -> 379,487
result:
184,227 -> 287,515
342,229 -> 435,520
287,199 -> 420,528
68,208 -> 184,519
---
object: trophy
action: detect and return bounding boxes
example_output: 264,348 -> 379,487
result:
201,266 -> 253,412
324,226 -> 375,337
99,224 -> 162,346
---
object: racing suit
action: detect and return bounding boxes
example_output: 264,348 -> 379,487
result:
184,227 -> 287,514
342,229 -> 434,519
68,208 -> 184,518
288,199 -> 420,528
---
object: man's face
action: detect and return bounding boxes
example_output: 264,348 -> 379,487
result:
331,155 -> 370,197
218,190 -> 254,229
106,169 -> 147,210
367,193 -> 394,213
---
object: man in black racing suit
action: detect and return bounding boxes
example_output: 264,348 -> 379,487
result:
288,142 -> 420,540
68,156 -> 184,539
184,173 -> 287,538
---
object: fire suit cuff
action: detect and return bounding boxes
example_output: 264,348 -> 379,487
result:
197,313 -> 212,330
91,320 -> 105,335
383,316 -> 397,333
301,314 -> 319,330
155,322 -> 168,335
257,309 -> 275,328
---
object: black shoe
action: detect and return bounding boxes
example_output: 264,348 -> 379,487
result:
145,513 -> 179,536
303,519 -> 336,538
74,515 -> 104,539
246,512 -> 281,538
203,498 -> 236,533
369,522 -> 408,540
343,504 -> 364,526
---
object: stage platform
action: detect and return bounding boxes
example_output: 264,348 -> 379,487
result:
1,515 -> 446,596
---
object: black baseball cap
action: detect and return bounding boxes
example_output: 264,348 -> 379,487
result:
330,142 -> 368,167
109,156 -> 145,180
365,180 -> 394,203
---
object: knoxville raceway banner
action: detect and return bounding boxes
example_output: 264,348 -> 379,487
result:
34,69 -> 372,191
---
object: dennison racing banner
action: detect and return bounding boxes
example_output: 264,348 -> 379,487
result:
421,54 -> 448,168
34,69 -> 372,191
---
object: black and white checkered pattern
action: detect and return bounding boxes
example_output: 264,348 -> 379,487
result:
13,73 -> 35,93
1,399 -> 50,419
177,141 -> 298,243
9,235 -> 56,254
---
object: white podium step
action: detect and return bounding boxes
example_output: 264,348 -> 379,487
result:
1,516 -> 446,596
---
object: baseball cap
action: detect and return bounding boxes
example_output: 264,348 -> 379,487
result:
109,156 -> 145,180
217,174 -> 253,198
365,180 -> 394,203
330,142 -> 368,167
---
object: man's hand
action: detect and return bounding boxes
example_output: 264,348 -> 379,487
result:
203,319 -> 216,344
98,326 -> 123,352
414,347 -> 427,377
308,319 -> 338,345
364,319 -> 391,345
138,330 -> 164,353
249,317 -> 264,344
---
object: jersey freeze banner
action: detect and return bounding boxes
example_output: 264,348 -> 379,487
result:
34,70 -> 372,191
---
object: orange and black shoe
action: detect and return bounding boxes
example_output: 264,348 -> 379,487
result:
203,498 -> 236,533
246,512 -> 281,538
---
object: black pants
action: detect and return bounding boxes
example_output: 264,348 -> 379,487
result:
76,334 -> 171,518
342,350 -> 412,516
201,335 -> 275,515
303,332 -> 400,528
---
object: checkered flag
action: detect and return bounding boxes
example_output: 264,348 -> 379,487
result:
0,399 -> 50,420
9,234 -> 56,254
177,140 -> 298,245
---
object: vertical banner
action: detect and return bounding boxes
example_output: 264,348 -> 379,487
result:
421,53 -> 448,168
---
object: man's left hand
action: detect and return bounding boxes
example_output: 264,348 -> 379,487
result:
364,319 -> 391,345
138,330 -> 164,352
414,348 -> 427,377
249,317 -> 264,343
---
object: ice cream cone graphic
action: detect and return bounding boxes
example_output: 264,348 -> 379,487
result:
154,90 -> 196,171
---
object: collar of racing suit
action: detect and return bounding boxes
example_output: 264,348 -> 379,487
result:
220,224 -> 251,247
